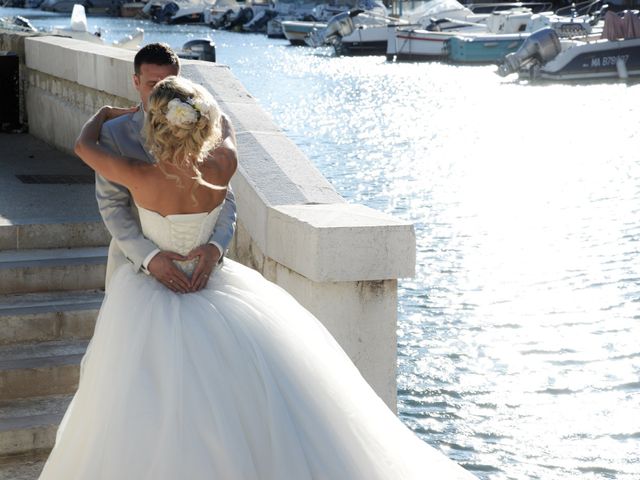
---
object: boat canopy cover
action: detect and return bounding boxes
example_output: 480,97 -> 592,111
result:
601,10 -> 640,40
404,0 -> 473,24
278,0 -> 360,7
355,0 -> 387,16
211,0 -> 240,7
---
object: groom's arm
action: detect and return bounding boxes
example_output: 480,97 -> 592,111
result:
209,113 -> 237,256
96,121 -> 157,272
209,185 -> 237,258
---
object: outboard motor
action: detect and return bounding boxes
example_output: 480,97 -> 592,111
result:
228,7 -> 253,30
155,2 -> 179,23
306,9 -> 363,47
181,39 -> 216,62
209,9 -> 233,29
498,28 -> 561,77
243,9 -> 278,33
148,4 -> 163,22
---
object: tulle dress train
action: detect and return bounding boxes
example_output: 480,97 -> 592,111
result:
38,205 -> 475,480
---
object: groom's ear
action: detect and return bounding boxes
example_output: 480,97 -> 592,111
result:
132,73 -> 140,91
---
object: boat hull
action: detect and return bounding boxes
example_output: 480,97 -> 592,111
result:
387,24 -> 486,61
387,28 -> 452,60
533,38 -> 640,81
339,39 -> 388,55
447,33 -> 527,64
282,21 -> 327,45
338,25 -> 391,56
169,13 -> 205,24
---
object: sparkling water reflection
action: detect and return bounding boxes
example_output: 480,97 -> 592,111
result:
8,9 -> 640,479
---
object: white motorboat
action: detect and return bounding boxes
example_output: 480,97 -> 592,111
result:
306,9 -> 409,54
204,0 -> 273,31
445,2 -> 604,63
387,0 -> 604,61
335,11 -> 406,55
145,0 -> 216,24
387,0 -> 534,61
307,0 -> 491,56
0,15 -> 38,32
304,0 -> 396,54
280,0 -> 379,45
498,11 -> 640,81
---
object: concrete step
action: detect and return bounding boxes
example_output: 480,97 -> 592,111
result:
0,339 -> 87,401
0,247 -> 107,295
0,220 -> 110,251
0,290 -> 103,346
0,453 -> 46,480
0,394 -> 71,458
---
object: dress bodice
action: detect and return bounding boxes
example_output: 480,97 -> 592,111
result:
137,203 -> 224,276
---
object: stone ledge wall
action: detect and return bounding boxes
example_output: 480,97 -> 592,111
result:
5,32 -> 416,410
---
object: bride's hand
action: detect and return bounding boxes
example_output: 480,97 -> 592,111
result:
99,105 -> 139,121
187,244 -> 221,292
147,251 -> 191,294
75,105 -> 140,162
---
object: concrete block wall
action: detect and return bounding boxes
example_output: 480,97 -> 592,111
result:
8,34 -> 415,410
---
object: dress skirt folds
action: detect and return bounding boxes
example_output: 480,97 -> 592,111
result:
38,207 -> 475,480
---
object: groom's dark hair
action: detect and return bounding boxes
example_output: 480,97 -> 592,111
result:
134,43 -> 180,75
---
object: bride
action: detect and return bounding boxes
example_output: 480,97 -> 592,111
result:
38,75 -> 475,480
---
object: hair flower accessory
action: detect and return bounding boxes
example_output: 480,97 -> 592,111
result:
166,98 -> 199,127
190,97 -> 215,120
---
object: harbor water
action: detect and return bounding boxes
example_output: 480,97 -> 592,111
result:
3,9 -> 640,479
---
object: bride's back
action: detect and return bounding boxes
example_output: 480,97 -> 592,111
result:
132,161 -> 229,217
132,75 -> 234,217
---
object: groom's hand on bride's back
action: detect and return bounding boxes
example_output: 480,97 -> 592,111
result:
147,251 -> 191,293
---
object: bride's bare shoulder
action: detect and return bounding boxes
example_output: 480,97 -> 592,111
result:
202,143 -> 237,186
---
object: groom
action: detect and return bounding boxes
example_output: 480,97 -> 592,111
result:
96,43 -> 237,294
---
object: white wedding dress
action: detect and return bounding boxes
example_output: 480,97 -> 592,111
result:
38,204 -> 475,480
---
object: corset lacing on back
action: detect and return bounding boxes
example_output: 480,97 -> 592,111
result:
136,203 -> 224,277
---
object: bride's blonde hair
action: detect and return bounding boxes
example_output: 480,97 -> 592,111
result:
144,75 -> 225,191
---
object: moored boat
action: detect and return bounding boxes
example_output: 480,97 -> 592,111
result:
305,1 -> 399,55
145,0 -> 215,24
387,0 -> 605,62
498,12 -> 640,81
386,0 -> 492,60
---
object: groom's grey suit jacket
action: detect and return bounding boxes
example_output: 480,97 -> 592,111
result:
96,107 -> 237,288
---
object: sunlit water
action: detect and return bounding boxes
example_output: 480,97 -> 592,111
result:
4,8 -> 640,479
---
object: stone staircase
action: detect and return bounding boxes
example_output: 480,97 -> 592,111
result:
0,220 -> 108,479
